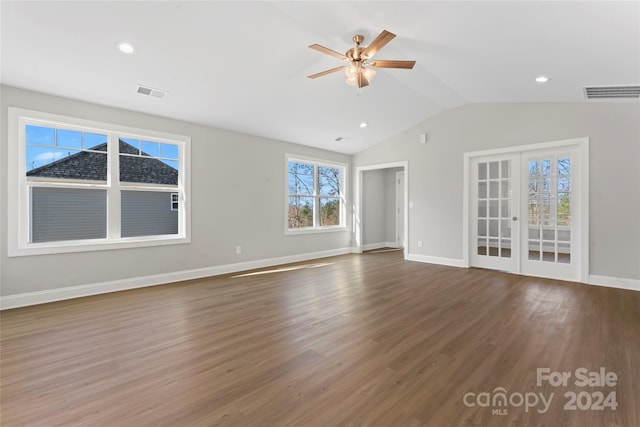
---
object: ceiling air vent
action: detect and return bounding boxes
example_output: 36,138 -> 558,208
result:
136,85 -> 168,99
583,85 -> 640,99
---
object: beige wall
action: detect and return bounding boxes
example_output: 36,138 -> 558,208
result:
354,103 -> 640,280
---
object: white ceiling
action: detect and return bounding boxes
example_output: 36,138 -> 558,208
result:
2,1 -> 639,154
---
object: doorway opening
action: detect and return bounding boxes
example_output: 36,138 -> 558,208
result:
355,161 -> 408,258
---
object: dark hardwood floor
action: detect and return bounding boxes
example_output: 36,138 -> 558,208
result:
1,251 -> 638,426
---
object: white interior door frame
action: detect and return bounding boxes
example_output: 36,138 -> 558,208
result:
395,171 -> 405,248
463,137 -> 589,282
354,161 -> 409,258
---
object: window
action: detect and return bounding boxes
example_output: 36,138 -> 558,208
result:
287,156 -> 346,233
170,193 -> 179,211
8,107 -> 191,256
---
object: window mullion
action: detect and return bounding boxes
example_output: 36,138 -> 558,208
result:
314,164 -> 320,228
106,133 -> 121,239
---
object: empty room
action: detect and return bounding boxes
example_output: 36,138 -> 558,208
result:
1,1 -> 638,426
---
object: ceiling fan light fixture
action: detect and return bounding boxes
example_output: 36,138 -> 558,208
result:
362,67 -> 376,82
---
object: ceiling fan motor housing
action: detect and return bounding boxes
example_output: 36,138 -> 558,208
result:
347,35 -> 366,62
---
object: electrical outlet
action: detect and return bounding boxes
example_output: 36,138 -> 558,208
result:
417,240 -> 423,248
236,246 -> 242,254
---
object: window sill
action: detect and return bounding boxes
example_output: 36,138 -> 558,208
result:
8,234 -> 190,257
285,226 -> 348,236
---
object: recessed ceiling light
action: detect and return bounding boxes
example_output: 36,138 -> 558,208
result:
117,41 -> 135,54
535,75 -> 549,83
360,122 -> 368,128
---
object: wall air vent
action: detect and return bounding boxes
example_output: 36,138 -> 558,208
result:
583,85 -> 640,99
136,85 -> 168,99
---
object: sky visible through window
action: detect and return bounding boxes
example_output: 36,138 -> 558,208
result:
26,125 -> 178,172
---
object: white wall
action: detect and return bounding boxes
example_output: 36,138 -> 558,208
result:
354,103 -> 640,281
0,86 -> 352,298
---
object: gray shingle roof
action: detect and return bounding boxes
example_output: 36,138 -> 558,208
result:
27,140 -> 178,185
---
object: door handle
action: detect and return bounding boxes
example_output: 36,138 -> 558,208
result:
512,216 -> 518,221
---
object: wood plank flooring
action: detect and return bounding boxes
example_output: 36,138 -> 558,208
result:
1,251 -> 638,426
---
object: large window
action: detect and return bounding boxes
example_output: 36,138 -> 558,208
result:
287,156 -> 346,232
8,108 -> 191,256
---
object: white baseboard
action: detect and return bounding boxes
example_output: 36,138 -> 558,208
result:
588,275 -> 640,292
406,253 -> 466,268
362,242 -> 397,251
0,247 -> 352,310
5,249 -> 636,310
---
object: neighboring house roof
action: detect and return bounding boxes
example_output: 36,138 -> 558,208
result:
27,140 -> 178,185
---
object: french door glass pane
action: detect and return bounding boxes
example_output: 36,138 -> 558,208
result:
478,219 -> 487,236
489,200 -> 499,217
501,220 -> 511,238
489,220 -> 499,237
476,160 -> 512,260
527,155 -> 572,264
489,161 -> 499,179
501,240 -> 511,258
478,238 -> 487,255
501,161 -> 510,178
489,239 -> 499,256
543,229 -> 555,241
501,180 -> 510,198
478,200 -> 487,217
558,243 -> 571,264
500,200 -> 510,218
489,181 -> 499,198
478,163 -> 487,180
478,182 -> 487,198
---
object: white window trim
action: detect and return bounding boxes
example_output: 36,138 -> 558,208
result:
285,154 -> 348,235
7,107 -> 191,257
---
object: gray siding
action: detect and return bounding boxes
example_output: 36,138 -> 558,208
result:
31,187 -> 107,243
121,191 -> 178,237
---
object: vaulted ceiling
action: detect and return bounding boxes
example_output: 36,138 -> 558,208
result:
2,1 -> 638,154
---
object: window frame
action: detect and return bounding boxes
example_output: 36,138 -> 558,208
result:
8,107 -> 191,257
285,154 -> 347,235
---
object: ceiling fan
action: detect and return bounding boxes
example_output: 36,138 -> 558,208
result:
308,30 -> 416,89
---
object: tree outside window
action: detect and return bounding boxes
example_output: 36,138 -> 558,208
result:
287,159 -> 344,230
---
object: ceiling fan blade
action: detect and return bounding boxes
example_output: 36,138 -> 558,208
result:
308,44 -> 348,61
362,30 -> 396,59
368,60 -> 416,69
308,66 -> 347,79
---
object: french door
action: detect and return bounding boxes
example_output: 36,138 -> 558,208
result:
471,154 -> 519,272
470,143 -> 584,282
520,148 -> 581,281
